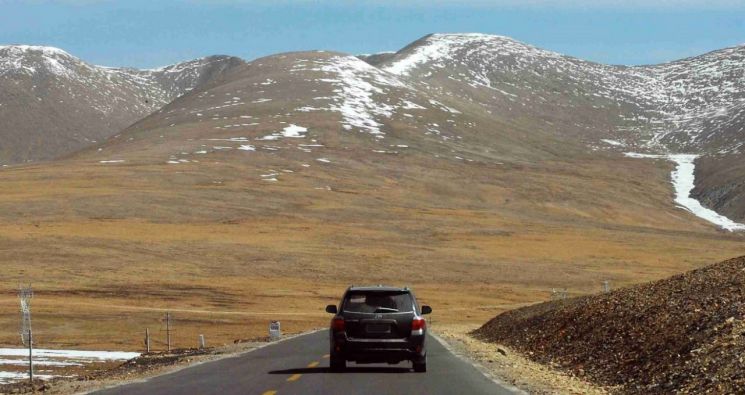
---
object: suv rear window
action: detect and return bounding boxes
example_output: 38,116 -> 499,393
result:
342,291 -> 414,313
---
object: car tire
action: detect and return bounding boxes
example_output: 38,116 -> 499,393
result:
413,357 -> 427,373
330,354 -> 346,372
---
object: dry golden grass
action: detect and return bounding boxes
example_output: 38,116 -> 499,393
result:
0,149 -> 743,353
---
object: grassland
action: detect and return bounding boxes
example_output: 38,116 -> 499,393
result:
0,151 -> 742,352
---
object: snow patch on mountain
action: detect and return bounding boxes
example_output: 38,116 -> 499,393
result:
318,55 -> 409,137
601,139 -> 626,147
625,152 -> 745,231
258,124 -> 308,140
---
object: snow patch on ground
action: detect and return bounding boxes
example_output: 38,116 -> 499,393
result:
0,348 -> 138,384
0,371 -> 56,384
0,348 -> 138,361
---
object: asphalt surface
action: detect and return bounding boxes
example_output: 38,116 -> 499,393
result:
94,330 -> 516,395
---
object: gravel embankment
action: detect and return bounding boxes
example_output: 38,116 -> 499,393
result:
474,256 -> 745,394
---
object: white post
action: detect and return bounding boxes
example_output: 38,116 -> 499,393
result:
166,312 -> 171,352
145,328 -> 151,353
199,334 -> 205,349
28,329 -> 33,384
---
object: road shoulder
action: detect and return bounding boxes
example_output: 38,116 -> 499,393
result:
435,325 -> 610,395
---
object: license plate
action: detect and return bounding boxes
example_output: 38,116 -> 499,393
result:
366,323 -> 390,333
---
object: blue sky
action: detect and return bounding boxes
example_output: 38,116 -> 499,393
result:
0,0 -> 743,68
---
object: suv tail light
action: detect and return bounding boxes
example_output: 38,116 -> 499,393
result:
411,317 -> 426,334
331,316 -> 346,332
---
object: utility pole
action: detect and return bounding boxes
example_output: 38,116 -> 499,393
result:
166,312 -> 171,352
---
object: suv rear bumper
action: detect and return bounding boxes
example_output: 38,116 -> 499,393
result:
331,333 -> 426,363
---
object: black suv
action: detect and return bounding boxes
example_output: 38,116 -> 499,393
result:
325,286 -> 432,372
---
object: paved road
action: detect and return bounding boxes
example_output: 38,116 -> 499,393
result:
94,330 -> 516,395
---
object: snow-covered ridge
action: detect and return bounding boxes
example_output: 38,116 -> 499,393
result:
0,45 -> 73,57
0,45 -> 81,78
383,33 -> 560,77
0,44 -> 233,83
0,44 -> 241,116
382,33 -> 745,155
625,152 -> 745,231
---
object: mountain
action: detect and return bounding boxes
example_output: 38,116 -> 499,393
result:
369,34 -> 744,154
81,49 -> 588,167
28,36 -> 745,230
0,45 -> 244,164
369,33 -> 745,220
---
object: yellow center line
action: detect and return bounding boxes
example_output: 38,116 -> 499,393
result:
261,391 -> 277,395
322,354 -> 330,359
287,373 -> 302,382
307,361 -> 319,368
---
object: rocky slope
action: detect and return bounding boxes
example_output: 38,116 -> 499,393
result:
474,256 -> 745,394
0,45 -> 244,164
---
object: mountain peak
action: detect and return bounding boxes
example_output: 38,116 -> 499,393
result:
0,44 -> 81,77
0,44 -> 74,58
0,46 -> 245,164
382,33 -> 554,76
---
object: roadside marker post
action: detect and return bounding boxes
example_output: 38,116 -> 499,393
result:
269,321 -> 281,340
18,285 -> 33,385
145,328 -> 151,353
166,312 -> 172,352
27,329 -> 33,385
550,288 -> 568,301
199,334 -> 205,349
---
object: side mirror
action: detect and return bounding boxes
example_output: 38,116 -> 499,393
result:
325,304 -> 338,314
421,305 -> 432,315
